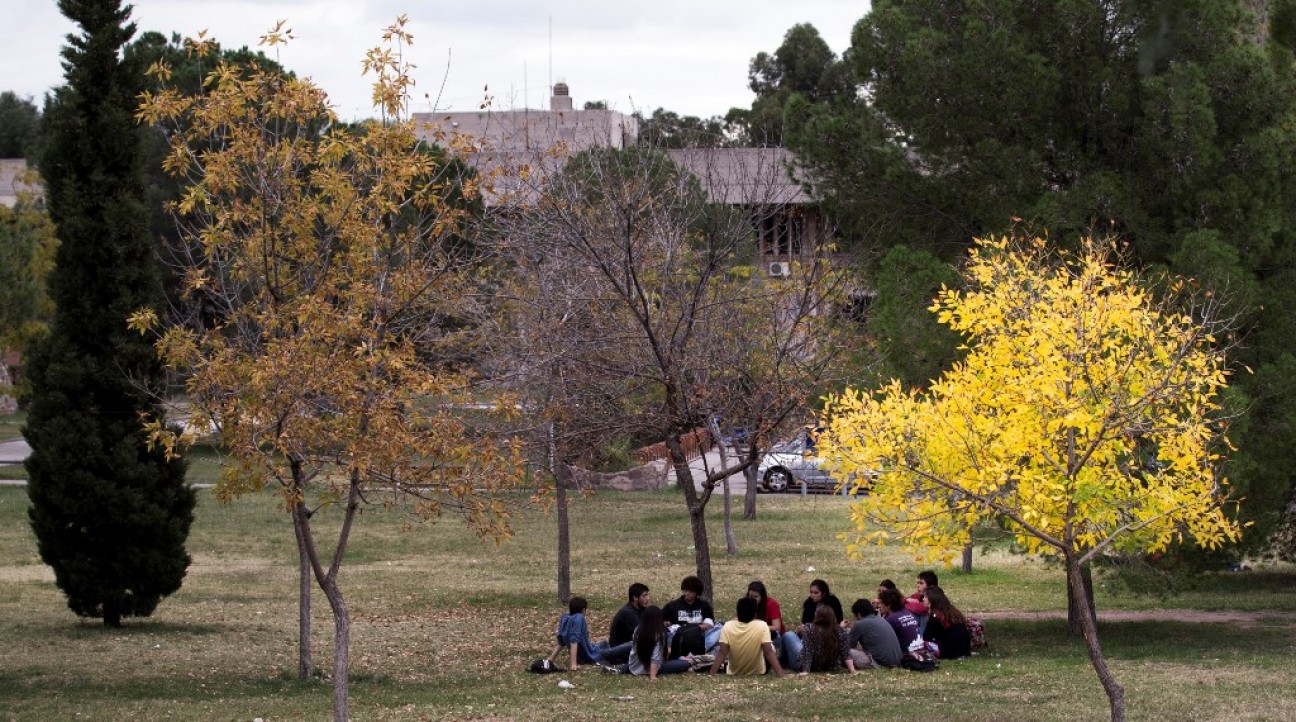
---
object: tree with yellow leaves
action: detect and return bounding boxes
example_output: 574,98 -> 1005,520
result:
132,18 -> 527,721
821,235 -> 1240,722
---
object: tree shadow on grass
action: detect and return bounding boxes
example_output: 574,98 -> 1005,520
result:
987,617 -> 1295,663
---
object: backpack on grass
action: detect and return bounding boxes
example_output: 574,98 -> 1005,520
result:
967,617 -> 987,652
529,658 -> 561,674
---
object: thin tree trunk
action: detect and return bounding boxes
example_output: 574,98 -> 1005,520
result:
551,423 -> 571,604
293,508 -> 313,678
707,417 -> 737,556
743,460 -> 758,519
667,434 -> 713,599
1065,552 -> 1125,722
961,541 -> 973,574
1067,562 -> 1097,636
320,575 -> 350,722
294,463 -> 361,722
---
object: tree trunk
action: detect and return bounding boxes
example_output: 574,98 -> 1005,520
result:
743,460 -> 758,520
103,601 -> 121,628
293,506 -> 313,678
555,475 -> 572,603
706,417 -> 737,556
320,575 -> 350,722
1066,552 -> 1125,722
1067,562 -> 1097,637
293,464 -> 361,722
961,541 -> 973,574
666,434 -> 714,599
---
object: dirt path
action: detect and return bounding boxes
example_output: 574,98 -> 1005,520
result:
974,609 -> 1296,626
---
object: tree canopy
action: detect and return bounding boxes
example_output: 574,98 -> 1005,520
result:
0,92 -> 41,159
24,0 -> 195,628
822,235 -> 1240,722
783,0 -> 1296,550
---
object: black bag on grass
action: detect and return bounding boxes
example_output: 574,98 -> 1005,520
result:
529,658 -> 561,673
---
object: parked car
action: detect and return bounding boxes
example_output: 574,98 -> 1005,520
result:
756,426 -> 876,494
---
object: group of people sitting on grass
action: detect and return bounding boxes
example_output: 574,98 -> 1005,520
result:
548,570 -> 976,679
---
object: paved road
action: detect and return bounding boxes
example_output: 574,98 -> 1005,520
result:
0,438 -> 30,464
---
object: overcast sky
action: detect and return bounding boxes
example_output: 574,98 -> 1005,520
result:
4,0 -> 871,121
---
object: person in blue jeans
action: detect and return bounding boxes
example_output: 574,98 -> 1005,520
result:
552,596 -> 602,669
661,575 -> 723,652
782,579 -> 844,670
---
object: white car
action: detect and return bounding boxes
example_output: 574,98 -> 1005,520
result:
757,427 -> 876,494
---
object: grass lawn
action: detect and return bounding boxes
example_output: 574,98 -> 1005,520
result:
0,410 -> 24,442
0,484 -> 1293,721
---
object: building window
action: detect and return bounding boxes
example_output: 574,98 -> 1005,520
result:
756,207 -> 803,257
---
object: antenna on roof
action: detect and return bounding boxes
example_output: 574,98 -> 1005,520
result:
548,16 -> 553,94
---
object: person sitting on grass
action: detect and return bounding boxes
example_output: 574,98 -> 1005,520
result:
551,596 -> 602,670
877,587 -> 921,655
922,586 -> 972,660
800,578 -> 844,625
906,570 -> 938,633
796,604 -> 857,674
628,606 -> 691,679
847,598 -> 901,669
662,575 -> 722,652
746,580 -> 785,638
603,582 -> 650,665
782,578 -> 844,670
709,596 -> 784,676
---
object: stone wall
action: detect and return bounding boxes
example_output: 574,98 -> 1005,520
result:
562,458 -> 670,492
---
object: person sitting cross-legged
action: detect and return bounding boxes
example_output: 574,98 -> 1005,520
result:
662,575 -> 723,652
797,605 -> 857,674
847,597 -> 902,669
877,587 -> 921,655
709,596 -> 785,677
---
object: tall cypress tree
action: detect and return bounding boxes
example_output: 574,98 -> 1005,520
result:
24,0 -> 195,628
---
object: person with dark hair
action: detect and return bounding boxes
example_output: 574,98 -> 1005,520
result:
552,596 -> 603,669
602,583 -> 650,665
797,605 -> 857,673
877,587 -> 921,654
628,606 -> 691,678
800,579 -> 844,624
746,581 -> 785,637
662,575 -> 721,652
782,579 -> 845,670
922,586 -> 972,660
876,579 -> 897,614
710,596 -> 784,676
848,598 -> 902,668
906,570 -> 938,632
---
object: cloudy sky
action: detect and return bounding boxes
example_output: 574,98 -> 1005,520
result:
5,0 -> 871,121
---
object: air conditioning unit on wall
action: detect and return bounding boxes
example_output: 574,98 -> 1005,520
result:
768,261 -> 790,278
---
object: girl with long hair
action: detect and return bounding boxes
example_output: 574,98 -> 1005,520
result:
922,586 -> 972,659
628,606 -> 691,678
746,580 -> 784,636
798,604 -> 857,673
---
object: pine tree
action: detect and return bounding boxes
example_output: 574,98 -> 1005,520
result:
24,0 -> 195,628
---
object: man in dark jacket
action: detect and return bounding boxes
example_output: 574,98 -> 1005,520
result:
602,582 -> 650,664
662,575 -> 721,652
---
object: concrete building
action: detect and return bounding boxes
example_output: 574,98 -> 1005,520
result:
413,82 -> 639,154
414,83 -> 842,278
